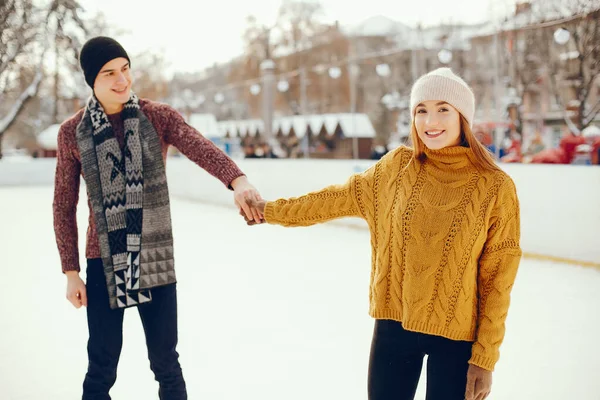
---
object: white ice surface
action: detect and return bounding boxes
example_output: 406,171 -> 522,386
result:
1,187 -> 599,399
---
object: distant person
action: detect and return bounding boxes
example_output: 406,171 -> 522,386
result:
370,145 -> 388,160
245,144 -> 260,158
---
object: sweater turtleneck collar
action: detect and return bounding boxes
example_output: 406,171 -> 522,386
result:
423,145 -> 477,170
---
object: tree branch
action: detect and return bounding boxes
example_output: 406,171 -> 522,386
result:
0,69 -> 44,136
583,98 -> 600,126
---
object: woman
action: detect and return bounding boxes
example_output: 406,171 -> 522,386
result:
245,68 -> 522,400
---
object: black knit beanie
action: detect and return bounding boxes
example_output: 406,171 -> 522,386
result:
79,36 -> 130,88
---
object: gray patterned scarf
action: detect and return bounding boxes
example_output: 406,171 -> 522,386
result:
76,93 -> 176,309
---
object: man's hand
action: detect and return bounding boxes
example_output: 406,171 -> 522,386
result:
66,271 -> 87,308
465,364 -> 492,400
231,176 -> 263,224
240,198 -> 267,225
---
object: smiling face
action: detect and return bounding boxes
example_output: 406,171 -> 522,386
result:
413,100 -> 463,150
93,57 -> 132,114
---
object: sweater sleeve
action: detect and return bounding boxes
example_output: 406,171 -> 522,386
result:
263,176 -> 361,227
160,104 -> 245,189
263,150 -> 397,227
52,124 -> 81,273
469,177 -> 522,371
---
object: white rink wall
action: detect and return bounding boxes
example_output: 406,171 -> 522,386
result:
2,156 -> 599,264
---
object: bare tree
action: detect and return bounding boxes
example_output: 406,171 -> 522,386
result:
228,1 -> 328,117
275,0 -> 325,113
0,0 -> 45,158
277,0 -> 324,55
132,52 -> 170,101
243,15 -> 280,63
46,0 -> 89,123
545,0 -> 600,132
503,4 -> 551,136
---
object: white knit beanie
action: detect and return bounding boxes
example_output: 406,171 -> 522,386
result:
409,68 -> 475,127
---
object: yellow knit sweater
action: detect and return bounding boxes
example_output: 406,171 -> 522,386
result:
264,145 -> 522,371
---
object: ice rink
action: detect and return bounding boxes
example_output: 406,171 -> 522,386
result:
1,186 -> 599,399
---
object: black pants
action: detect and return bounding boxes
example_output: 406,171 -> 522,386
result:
83,258 -> 187,400
368,319 -> 472,400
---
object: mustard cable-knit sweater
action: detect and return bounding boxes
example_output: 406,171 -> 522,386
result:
264,145 -> 522,371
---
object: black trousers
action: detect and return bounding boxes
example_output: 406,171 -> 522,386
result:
368,319 -> 472,400
82,258 -> 187,400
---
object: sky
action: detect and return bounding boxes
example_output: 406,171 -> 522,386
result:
79,0 -> 518,74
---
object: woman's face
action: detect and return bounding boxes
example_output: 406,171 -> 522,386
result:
414,100 -> 462,150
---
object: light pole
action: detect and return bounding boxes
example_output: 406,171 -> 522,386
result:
299,67 -> 309,158
349,61 -> 360,160
553,27 -> 580,134
260,59 -> 276,148
376,63 -> 392,151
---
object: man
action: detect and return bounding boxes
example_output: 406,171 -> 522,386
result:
53,36 -> 262,400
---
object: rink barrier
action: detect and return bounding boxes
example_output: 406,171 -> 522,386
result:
166,157 -> 600,269
2,157 -> 599,269
174,194 -> 600,270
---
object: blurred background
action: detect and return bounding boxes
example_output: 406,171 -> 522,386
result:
1,0 -> 599,163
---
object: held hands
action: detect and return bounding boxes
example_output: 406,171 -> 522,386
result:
239,197 -> 267,225
231,176 -> 264,224
465,364 -> 492,400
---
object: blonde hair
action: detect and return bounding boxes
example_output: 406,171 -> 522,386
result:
409,115 -> 501,172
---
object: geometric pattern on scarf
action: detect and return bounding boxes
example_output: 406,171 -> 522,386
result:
76,93 -> 176,309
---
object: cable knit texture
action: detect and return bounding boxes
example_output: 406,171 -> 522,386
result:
264,145 -> 522,371
53,99 -> 245,273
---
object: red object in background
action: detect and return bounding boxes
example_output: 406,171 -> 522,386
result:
500,152 -> 522,163
591,137 -> 600,165
531,148 -> 568,164
500,135 -> 523,163
508,137 -> 522,154
559,134 -> 587,162
473,129 -> 494,146
531,134 -> 589,164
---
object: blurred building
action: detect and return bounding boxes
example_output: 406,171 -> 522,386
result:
166,2 -> 600,160
468,2 -> 600,156
217,113 -> 376,159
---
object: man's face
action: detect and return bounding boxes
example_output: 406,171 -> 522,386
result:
93,57 -> 132,112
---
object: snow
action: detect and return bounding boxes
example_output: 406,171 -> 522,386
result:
1,186 -> 600,399
218,114 -> 376,139
0,70 -> 43,134
218,119 -> 264,138
187,114 -> 221,139
470,2 -> 600,39
336,113 -> 376,138
582,125 -> 600,138
341,15 -> 486,51
37,124 -> 61,150
343,15 -> 412,38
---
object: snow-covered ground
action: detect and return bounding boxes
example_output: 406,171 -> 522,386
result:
1,186 -> 599,400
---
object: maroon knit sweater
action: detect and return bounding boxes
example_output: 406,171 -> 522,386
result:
53,99 -> 245,273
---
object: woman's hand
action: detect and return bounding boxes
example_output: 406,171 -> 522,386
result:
465,364 -> 492,400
